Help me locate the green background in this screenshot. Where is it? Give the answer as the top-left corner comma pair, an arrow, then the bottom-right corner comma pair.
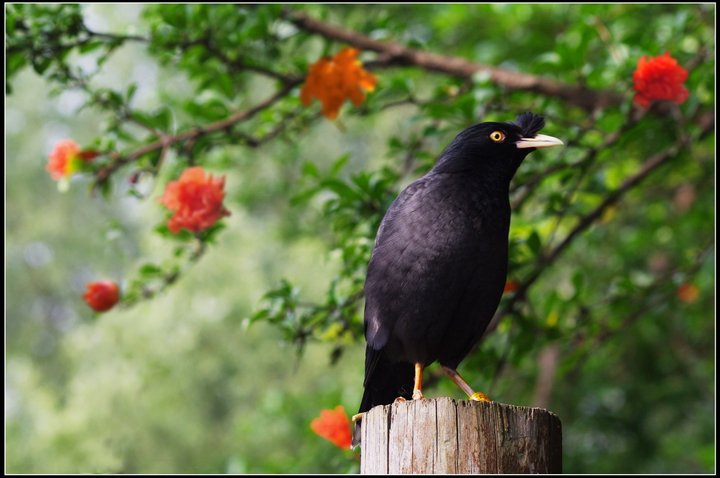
6,4 -> 715,474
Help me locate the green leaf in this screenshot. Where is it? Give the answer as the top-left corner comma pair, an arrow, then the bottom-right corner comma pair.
139,263 -> 164,277
125,83 -> 138,102
301,161 -> 320,178
527,230 -> 542,255
318,178 -> 359,200
78,39 -> 104,54
329,153 -> 351,177
290,186 -> 321,205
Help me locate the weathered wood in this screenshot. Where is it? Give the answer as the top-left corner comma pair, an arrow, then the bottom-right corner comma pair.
360,398 -> 562,474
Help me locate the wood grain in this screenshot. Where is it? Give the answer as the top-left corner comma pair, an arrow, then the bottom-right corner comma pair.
360,398 -> 561,474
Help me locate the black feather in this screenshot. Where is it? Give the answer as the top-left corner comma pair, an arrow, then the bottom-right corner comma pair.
512,112 -> 545,137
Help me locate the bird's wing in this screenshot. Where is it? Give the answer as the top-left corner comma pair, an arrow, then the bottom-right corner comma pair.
363,174 -> 483,359
363,177 -> 431,349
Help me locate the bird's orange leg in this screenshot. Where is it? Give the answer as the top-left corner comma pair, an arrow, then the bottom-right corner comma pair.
442,366 -> 491,402
413,362 -> 424,400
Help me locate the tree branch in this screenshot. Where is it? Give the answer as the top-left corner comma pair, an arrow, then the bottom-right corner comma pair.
531,344 -> 560,409
497,94 -> 712,328
566,239 -> 714,372
198,36 -> 301,86
283,9 -> 623,111
84,27 -> 149,44
482,115 -> 714,339
95,81 -> 301,186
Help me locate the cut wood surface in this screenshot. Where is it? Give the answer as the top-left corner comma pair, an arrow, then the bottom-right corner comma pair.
360,397 -> 562,474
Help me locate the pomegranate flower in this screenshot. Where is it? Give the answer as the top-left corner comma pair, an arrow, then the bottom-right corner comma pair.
300,47 -> 377,119
160,167 -> 230,234
633,52 -> 689,108
46,139 -> 98,180
83,281 -> 120,312
677,283 -> 699,304
503,280 -> 519,294
310,405 -> 352,450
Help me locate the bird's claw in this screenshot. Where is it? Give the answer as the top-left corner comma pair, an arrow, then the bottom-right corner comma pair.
412,390 -> 424,400
351,412 -> 365,423
393,396 -> 407,403
470,391 -> 491,402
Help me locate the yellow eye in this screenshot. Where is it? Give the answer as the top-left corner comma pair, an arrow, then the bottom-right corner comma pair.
489,131 -> 506,143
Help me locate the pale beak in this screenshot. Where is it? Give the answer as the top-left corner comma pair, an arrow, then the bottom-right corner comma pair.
515,134 -> 564,149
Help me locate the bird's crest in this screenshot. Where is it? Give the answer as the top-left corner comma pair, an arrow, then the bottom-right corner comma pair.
512,112 -> 545,138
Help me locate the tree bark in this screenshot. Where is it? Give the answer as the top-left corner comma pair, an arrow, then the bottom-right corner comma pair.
359,397 -> 562,474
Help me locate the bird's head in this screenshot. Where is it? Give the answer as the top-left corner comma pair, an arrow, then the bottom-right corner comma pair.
432,112 -> 563,181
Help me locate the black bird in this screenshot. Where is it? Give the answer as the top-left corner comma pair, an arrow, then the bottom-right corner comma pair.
356,113 -> 563,422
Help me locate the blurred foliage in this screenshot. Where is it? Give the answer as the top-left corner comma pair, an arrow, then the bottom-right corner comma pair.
5,3 -> 715,474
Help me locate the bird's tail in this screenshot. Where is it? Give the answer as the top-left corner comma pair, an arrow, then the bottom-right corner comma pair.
353,347 -> 413,447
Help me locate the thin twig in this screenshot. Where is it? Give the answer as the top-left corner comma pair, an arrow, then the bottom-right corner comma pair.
200,37 -> 301,86
531,119 -> 708,297
95,82 -> 301,187
84,28 -> 149,43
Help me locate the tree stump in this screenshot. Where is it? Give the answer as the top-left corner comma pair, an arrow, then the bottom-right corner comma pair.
359,397 -> 562,474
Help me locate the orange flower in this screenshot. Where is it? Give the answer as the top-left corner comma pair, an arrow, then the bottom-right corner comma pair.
633,52 -> 688,108
46,139 -> 99,180
677,283 -> 699,303
83,280 -> 120,312
160,167 -> 230,234
300,47 -> 377,119
310,405 -> 352,450
503,280 -> 519,294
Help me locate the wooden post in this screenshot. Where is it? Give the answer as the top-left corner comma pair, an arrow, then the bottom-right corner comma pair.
359,397 -> 562,474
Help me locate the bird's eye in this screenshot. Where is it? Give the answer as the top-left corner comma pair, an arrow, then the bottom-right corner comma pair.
489,131 -> 506,143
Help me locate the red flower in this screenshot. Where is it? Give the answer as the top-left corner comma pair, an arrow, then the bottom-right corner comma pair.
47,139 -> 81,180
677,283 -> 699,303
503,280 -> 519,294
83,281 -> 120,312
310,405 -> 352,450
633,52 -> 689,108
159,167 -> 230,234
46,139 -> 98,180
300,47 -> 377,119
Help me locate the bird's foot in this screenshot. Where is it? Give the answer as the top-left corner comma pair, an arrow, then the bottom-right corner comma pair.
470,391 -> 491,402
412,389 -> 424,400
351,412 -> 365,423
393,396 -> 407,403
